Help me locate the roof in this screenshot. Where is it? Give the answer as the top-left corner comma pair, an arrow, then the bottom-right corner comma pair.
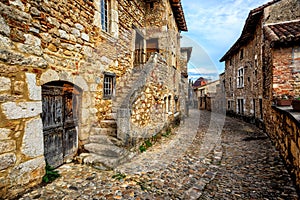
264,20 -> 300,46
169,0 -> 188,31
219,0 -> 281,62
193,77 -> 207,88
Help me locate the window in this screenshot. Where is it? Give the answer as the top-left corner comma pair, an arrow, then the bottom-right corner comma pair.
259,98 -> 263,119
229,57 -> 232,66
134,29 -> 145,65
228,100 -> 234,110
101,0 -> 109,32
146,38 -> 159,60
103,72 -> 115,99
240,49 -> 244,60
237,67 -> 244,88
237,99 -> 244,114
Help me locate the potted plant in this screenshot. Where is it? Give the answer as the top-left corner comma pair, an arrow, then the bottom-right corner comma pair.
292,97 -> 300,111
276,94 -> 293,106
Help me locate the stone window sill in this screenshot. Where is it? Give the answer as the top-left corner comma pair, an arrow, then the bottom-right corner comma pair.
99,31 -> 117,43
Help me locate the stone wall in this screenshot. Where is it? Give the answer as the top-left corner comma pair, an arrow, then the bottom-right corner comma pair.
0,0 -> 188,197
265,0 -> 300,24
224,16 -> 264,120
264,106 -> 300,191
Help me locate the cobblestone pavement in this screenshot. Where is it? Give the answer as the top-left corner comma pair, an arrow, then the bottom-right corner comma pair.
18,109 -> 299,200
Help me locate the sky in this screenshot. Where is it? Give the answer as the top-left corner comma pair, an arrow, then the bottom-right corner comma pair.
180,0 -> 271,81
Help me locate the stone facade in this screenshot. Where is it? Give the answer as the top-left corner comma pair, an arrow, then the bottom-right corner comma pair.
195,80 -> 219,111
221,0 -> 300,191
0,0 -> 190,198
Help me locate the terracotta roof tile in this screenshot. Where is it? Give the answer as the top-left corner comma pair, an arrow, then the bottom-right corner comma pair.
264,20 -> 300,45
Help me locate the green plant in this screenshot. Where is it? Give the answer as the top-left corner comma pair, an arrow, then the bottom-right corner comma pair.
162,129 -> 171,137
295,96 -> 300,100
145,140 -> 152,148
42,163 -> 60,183
112,173 -> 126,180
139,145 -> 147,153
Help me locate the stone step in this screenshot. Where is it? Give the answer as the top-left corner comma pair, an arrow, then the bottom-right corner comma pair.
84,143 -> 126,158
89,135 -> 123,147
105,112 -> 117,120
91,127 -> 117,137
89,135 -> 114,145
81,153 -> 120,170
100,120 -> 117,128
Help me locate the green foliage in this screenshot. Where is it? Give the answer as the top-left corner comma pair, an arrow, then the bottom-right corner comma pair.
139,145 -> 147,153
145,140 -> 152,148
162,129 -> 171,137
112,173 -> 126,180
42,163 -> 60,183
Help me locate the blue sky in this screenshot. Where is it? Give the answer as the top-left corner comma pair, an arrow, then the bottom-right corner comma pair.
180,0 -> 271,81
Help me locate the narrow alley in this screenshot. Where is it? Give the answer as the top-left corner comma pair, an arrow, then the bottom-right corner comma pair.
17,109 -> 299,200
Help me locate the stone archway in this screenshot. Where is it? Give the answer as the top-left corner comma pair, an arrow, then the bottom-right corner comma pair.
41,81 -> 82,168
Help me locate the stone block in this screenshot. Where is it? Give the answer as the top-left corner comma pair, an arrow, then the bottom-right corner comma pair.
0,15 -> 10,36
0,153 -> 16,170
1,101 -> 42,119
10,157 -> 45,186
71,28 -> 81,37
21,118 -> 44,157
0,35 -> 13,49
26,73 -> 41,101
93,11 -> 101,28
17,43 -> 43,56
0,128 -> 10,139
47,16 -> 60,28
0,140 -> 16,154
24,34 -> 41,46
59,29 -> 69,40
81,33 -> 89,42
82,46 -> 93,57
75,23 -> 84,30
13,81 -> 25,95
40,69 -> 59,85
0,77 -> 11,92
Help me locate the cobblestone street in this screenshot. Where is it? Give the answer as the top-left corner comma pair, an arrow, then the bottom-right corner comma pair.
18,109 -> 299,200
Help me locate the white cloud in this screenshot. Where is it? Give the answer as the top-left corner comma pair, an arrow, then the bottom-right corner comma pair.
181,0 -> 271,73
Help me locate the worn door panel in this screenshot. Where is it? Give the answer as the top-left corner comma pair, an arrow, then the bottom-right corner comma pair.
42,83 -> 80,168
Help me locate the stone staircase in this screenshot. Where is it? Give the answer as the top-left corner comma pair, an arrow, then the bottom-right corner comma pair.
81,69 -> 144,169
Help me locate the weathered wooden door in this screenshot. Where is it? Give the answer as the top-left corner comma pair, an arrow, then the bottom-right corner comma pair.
42,82 -> 81,168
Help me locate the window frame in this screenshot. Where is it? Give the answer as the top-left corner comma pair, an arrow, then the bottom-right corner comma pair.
103,72 -> 115,99
134,28 -> 145,66
237,67 -> 244,88
100,0 -> 109,32
237,98 -> 244,115
240,49 -> 244,60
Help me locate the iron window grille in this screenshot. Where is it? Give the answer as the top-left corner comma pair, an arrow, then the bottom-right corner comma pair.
103,72 -> 115,99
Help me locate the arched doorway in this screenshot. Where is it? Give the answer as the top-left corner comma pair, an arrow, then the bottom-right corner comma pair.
41,81 -> 82,168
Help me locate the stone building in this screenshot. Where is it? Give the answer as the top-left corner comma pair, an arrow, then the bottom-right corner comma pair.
196,79 -> 219,111
220,0 -> 300,191
0,0 -> 190,197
